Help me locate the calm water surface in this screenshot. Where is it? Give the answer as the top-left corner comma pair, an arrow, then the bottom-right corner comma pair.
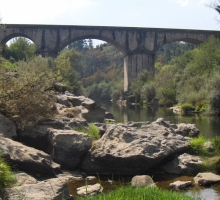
99,101 -> 220,138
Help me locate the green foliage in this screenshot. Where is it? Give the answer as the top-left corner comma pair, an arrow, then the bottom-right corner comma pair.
190,135 -> 207,155
154,65 -> 177,106
190,135 -> 220,156
181,103 -> 194,114
156,41 -> 196,65
0,55 -> 17,71
55,48 -> 83,95
110,80 -> 124,102
67,40 -> 87,51
141,82 -> 156,103
0,56 -> 56,129
77,185 -> 196,200
207,73 -> 220,115
0,151 -> 15,190
80,44 -> 123,101
129,70 -> 150,103
74,123 -> 100,140
2,37 -> 35,61
212,136 -> 220,153
194,100 -> 208,112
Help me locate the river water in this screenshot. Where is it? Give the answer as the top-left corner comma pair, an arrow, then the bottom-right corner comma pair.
99,101 -> 220,138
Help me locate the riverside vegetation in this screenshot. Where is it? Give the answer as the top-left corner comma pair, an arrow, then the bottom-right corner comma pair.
1,34 -> 220,199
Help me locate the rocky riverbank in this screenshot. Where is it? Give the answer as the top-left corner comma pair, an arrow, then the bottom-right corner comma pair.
0,92 -> 219,199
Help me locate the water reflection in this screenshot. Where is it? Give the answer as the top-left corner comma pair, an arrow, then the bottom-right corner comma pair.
98,101 -> 220,138
187,188 -> 219,200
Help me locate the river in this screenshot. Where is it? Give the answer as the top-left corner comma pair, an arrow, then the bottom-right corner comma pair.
98,101 -> 220,138
94,101 -> 220,199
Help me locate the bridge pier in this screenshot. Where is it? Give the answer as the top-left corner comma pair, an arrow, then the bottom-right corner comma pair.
124,53 -> 155,91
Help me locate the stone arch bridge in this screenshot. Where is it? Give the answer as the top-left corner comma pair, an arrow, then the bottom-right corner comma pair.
1,24 -> 220,91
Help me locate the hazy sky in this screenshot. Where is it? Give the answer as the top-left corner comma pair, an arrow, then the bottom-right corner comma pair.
0,0 -> 219,30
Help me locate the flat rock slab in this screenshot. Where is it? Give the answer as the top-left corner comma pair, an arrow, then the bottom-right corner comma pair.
14,172 -> 37,186
169,180 -> 193,190
194,172 -> 220,186
5,176 -> 72,200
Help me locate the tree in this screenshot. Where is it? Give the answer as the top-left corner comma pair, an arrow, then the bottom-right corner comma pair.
67,39 -> 87,51
210,1 -> 220,14
88,39 -> 94,49
55,49 -> 83,95
129,70 -> 151,103
2,37 -> 35,61
141,82 -> 156,103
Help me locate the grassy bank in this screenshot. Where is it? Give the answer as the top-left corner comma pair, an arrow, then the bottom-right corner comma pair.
190,135 -> 220,173
77,185 -> 196,200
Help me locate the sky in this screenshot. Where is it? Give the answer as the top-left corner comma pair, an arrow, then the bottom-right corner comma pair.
0,0 -> 219,44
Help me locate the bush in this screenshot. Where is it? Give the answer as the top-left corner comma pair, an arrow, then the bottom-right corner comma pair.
190,135 -> 207,155
0,56 -> 56,129
74,123 -> 100,140
195,100 -> 209,112
141,82 -> 156,103
208,74 -> 220,115
0,151 -> 15,190
181,103 -> 194,114
213,136 -> 220,153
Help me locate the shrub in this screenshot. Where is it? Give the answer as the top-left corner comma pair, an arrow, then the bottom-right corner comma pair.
195,100 -> 209,112
141,82 -> 156,103
74,123 -> 100,140
213,136 -> 220,153
0,151 -> 15,190
0,56 -> 56,129
181,103 -> 194,114
190,135 -> 207,155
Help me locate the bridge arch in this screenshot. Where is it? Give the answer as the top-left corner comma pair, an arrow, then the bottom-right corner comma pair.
154,37 -> 203,54
57,35 -> 127,56
1,33 -> 34,46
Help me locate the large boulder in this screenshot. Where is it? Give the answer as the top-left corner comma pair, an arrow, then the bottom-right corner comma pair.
17,117 -> 88,153
47,128 -> 92,169
163,153 -> 203,175
80,118 -> 192,175
0,137 -> 61,175
0,114 -> 17,139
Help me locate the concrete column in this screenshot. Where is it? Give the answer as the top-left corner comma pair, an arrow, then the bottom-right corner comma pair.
124,53 -> 155,92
